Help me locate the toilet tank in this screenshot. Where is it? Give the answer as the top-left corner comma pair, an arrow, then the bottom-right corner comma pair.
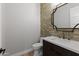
40,37 -> 46,44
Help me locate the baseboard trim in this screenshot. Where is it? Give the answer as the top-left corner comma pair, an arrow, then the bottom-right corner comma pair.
11,48 -> 33,56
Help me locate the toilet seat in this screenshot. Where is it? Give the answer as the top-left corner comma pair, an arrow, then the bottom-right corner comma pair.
32,43 -> 42,48
32,37 -> 44,56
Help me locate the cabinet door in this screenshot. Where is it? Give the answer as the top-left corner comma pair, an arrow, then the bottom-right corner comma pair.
43,40 -> 62,56
43,40 -> 79,56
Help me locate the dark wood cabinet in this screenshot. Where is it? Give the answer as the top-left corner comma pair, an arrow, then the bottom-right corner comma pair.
43,40 -> 79,56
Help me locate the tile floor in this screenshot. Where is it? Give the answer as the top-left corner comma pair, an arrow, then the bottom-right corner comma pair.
21,50 -> 34,56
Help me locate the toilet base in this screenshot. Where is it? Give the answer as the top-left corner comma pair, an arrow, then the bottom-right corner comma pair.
33,48 -> 42,56
32,43 -> 43,56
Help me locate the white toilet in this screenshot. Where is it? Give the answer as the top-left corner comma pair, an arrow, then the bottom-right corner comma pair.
32,37 -> 44,56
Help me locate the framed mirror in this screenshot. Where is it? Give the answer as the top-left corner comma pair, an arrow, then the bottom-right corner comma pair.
52,3 -> 79,29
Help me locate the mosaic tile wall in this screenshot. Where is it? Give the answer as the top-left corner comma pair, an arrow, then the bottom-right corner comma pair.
41,3 -> 56,37
40,3 -> 79,41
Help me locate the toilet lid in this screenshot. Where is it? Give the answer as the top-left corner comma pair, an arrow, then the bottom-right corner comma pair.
32,43 -> 42,47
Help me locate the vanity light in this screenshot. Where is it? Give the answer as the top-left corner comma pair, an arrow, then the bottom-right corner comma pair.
53,3 -> 60,6
51,3 -> 60,9
51,3 -> 64,9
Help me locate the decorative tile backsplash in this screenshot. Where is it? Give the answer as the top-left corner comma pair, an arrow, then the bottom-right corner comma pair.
40,3 -> 79,41
41,3 -> 55,37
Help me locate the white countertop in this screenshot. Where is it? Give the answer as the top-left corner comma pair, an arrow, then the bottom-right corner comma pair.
43,36 -> 79,54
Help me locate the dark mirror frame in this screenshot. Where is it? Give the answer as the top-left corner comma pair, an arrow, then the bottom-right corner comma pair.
51,3 -> 79,32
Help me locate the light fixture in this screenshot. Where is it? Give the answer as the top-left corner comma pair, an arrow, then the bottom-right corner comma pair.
51,3 -> 60,9
51,3 -> 66,9
53,3 -> 60,6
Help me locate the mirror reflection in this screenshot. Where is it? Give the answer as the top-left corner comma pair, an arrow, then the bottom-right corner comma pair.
53,3 -> 79,28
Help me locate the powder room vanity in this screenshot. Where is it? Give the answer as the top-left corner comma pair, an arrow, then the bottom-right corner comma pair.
43,3 -> 79,56
43,37 -> 79,56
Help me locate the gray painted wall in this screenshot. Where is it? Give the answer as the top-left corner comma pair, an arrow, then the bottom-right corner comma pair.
1,3 -> 40,55
0,4 -> 2,48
